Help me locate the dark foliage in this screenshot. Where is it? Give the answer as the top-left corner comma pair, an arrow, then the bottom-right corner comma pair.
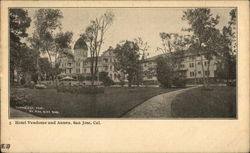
10,89 -> 33,107
99,72 -> 114,86
172,76 -> 187,88
114,41 -> 140,87
57,86 -> 104,94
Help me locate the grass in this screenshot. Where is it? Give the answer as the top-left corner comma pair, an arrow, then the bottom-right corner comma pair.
11,87 -> 179,118
171,86 -> 236,118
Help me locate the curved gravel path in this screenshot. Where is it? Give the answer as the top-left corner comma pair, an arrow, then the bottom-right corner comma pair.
123,87 -> 197,118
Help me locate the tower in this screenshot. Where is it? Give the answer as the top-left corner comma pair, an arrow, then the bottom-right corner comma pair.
73,37 -> 88,74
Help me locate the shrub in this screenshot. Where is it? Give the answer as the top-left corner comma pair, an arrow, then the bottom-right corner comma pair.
23,81 -> 35,89
99,72 -> 114,86
20,78 -> 26,85
156,57 -> 173,88
172,77 -> 186,88
10,89 -> 33,107
57,85 -> 104,94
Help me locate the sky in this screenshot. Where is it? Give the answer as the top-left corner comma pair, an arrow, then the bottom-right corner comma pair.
26,8 -> 233,57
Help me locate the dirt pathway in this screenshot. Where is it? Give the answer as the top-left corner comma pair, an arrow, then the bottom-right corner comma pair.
123,87 -> 197,118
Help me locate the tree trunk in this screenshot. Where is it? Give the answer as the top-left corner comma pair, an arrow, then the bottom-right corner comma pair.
128,80 -> 131,87
128,73 -> 133,87
200,55 -> 206,87
46,50 -> 53,66
24,72 -> 32,85
94,55 -> 99,85
90,58 -> 95,86
206,60 -> 211,86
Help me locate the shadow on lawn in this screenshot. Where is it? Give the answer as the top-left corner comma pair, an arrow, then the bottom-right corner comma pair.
10,87 -> 180,118
171,86 -> 236,118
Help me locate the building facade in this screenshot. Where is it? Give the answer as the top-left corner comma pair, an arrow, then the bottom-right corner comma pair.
58,39 -> 123,84
59,38 -> 219,85
142,51 -> 219,84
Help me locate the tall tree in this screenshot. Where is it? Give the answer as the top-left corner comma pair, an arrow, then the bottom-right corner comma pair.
38,57 -> 52,80
19,46 -> 38,83
54,31 -> 73,73
9,8 -> 31,84
157,33 -> 190,72
202,28 -> 224,83
182,8 -> 220,86
114,41 -> 140,87
215,9 -> 237,84
33,9 -> 63,64
134,37 -> 150,60
157,33 -> 191,54
81,10 -> 114,86
134,37 -> 150,86
156,33 -> 190,87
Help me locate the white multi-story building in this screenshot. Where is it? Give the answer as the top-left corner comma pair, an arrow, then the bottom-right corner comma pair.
142,50 -> 219,84
58,49 -> 75,75
59,37 -> 219,85
81,48 -> 123,84
59,37 -> 88,76
59,39 -> 123,84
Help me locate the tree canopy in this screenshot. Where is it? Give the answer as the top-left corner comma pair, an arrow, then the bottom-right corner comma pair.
9,8 -> 32,84
33,9 -> 63,64
114,41 -> 140,87
81,10 -> 115,85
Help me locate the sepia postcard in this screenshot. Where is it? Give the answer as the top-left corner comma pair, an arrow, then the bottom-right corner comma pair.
1,0 -> 249,152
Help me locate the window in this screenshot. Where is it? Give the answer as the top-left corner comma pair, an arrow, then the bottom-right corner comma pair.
189,63 -> 194,68
114,73 -> 117,79
198,71 -> 201,74
68,63 -> 71,66
104,58 -> 108,63
204,61 -> 207,66
110,73 -> 113,79
110,65 -> 113,71
197,62 -> 201,65
190,71 -> 195,77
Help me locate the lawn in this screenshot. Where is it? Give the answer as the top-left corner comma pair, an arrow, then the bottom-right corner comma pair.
171,86 -> 236,118
11,87 -> 178,118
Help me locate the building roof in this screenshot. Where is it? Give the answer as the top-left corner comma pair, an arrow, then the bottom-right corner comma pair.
143,49 -> 216,63
74,37 -> 88,50
143,54 -> 167,62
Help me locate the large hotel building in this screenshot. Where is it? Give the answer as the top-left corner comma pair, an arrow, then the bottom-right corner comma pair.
59,37 -> 219,85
